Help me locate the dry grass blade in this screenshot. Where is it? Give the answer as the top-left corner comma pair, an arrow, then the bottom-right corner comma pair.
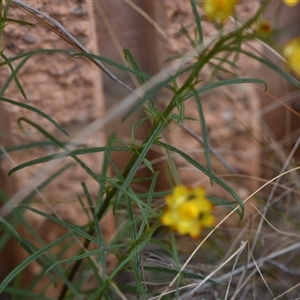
216,241 -> 300,282
272,282 -> 300,300
156,166 -> 300,298
251,203 -> 300,239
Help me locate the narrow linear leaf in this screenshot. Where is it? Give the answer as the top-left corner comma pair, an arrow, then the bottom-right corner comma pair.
0,216 -> 20,242
90,223 -> 159,300
123,64 -> 195,120
6,17 -> 34,26
0,97 -> 68,135
207,196 -> 242,217
77,193 -> 91,223
74,52 -> 152,84
114,121 -> 164,206
45,249 -> 105,275
155,141 -> 244,218
0,49 -> 72,67
212,56 -> 239,70
209,62 -> 237,77
12,118 -> 102,183
3,286 -> 51,300
19,205 -> 106,247
0,52 -> 27,100
138,171 -> 158,236
103,147 -> 126,214
193,89 -> 213,182
93,212 -> 106,278
0,233 -> 77,296
0,56 -> 30,97
81,182 -> 96,221
22,163 -> 73,205
0,141 -> 85,155
124,48 -> 156,114
3,0 -> 11,20
1,163 -> 75,286
183,77 -> 267,101
190,0 -> 203,44
178,24 -> 197,48
237,48 -> 300,88
130,260 -> 147,297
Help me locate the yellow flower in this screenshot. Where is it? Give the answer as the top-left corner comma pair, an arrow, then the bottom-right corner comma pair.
203,0 -> 239,23
283,0 -> 298,6
161,186 -> 215,238
283,37 -> 300,75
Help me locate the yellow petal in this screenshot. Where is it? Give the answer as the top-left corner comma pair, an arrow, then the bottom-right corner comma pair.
283,0 -> 299,6
203,0 -> 239,23
283,38 -> 300,75
178,202 -> 200,219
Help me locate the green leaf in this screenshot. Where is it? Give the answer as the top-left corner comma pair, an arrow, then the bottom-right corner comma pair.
123,64 -> 195,120
177,24 -> 197,48
155,141 -> 244,218
0,215 -> 21,242
11,118 -> 103,184
0,232 -> 83,299
0,52 -> 27,100
77,190 -> 92,223
92,212 -> 107,279
19,205 -> 105,247
207,196 -> 242,218
0,141 -> 84,155
0,49 -> 72,68
6,17 -> 34,27
0,56 -> 30,97
73,52 -> 152,83
138,172 -> 158,236
114,121 -> 164,207
95,135 -> 114,215
3,286 -> 51,300
89,222 -> 160,299
0,97 -> 68,136
7,146 -> 130,174
183,77 -> 267,101
237,48 -> 300,88
45,249 -> 106,275
193,89 -> 213,183
124,48 -> 156,115
20,163 -> 73,206
190,0 -> 203,44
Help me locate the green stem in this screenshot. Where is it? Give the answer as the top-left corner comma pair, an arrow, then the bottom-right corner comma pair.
58,59 -> 208,300
57,19 -> 252,298
57,230 -> 93,300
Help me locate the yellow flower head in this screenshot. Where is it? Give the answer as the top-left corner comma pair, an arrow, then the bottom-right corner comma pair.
203,0 -> 239,23
283,37 -> 300,76
161,186 -> 215,239
283,0 -> 299,6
